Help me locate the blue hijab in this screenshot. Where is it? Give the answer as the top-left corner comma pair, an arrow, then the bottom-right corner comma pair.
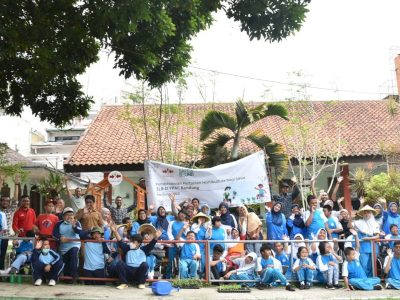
373,203 -> 383,220
219,202 -> 236,228
291,204 -> 305,228
200,204 -> 211,216
271,202 -> 284,226
388,202 -> 399,218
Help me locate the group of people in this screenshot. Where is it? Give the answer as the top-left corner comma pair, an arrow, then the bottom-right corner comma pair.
1,174 -> 400,292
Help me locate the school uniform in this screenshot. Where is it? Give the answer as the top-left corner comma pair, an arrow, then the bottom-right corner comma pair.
255,255 -> 287,286
342,251 -> 380,290
31,248 -> 64,282
326,216 -> 342,239
265,212 -> 288,240
384,255 -> 400,289
206,227 -> 226,256
385,234 -> 400,250
382,204 -> 400,235
191,223 -> 207,273
209,256 -> 226,279
316,254 -> 340,284
11,240 -> 33,270
166,220 -> 186,279
179,242 -> 200,279
229,253 -> 258,287
287,214 -> 306,239
293,257 -> 315,282
304,209 -> 328,239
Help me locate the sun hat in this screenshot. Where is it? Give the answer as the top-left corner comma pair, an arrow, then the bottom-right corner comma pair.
357,205 -> 378,217
191,212 -> 211,224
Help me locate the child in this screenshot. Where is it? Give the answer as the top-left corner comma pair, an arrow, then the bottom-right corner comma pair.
256,244 -> 295,291
283,234 -> 311,281
52,207 -> 82,283
224,252 -> 258,287
293,246 -> 316,289
32,199 -> 59,249
31,238 -> 64,286
310,228 -> 339,263
140,229 -> 164,280
287,204 -> 306,239
2,230 -> 35,274
166,209 -> 187,279
323,205 -> 342,239
384,241 -> 400,289
110,223 -> 161,289
177,223 -> 201,279
206,216 -> 227,257
274,241 -> 290,273
210,244 -> 228,280
316,241 -> 343,289
79,226 -> 110,285
342,228 -> 382,291
265,202 -> 288,240
226,228 -> 244,269
191,212 -> 212,275
385,224 -> 400,250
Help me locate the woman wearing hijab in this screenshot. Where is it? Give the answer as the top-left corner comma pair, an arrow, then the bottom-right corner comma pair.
191,212 -> 212,275
383,202 -> 400,235
373,203 -> 384,230
200,204 -> 211,216
217,202 -> 237,230
224,252 -> 258,287
131,209 -> 151,235
149,206 -> 174,241
353,205 -> 380,277
101,207 -> 112,242
266,202 -> 288,241
238,205 -> 262,254
287,204 -> 306,239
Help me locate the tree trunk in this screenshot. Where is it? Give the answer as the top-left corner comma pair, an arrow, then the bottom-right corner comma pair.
231,134 -> 240,159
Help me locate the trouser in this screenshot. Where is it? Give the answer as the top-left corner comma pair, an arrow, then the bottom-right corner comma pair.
62,247 -> 79,277
348,277 -> 380,290
116,260 -> 148,285
359,252 -> 373,277
107,264 -> 118,278
245,242 -> 261,255
166,246 -> 178,279
12,253 -> 30,270
261,268 -> 287,285
229,273 -> 257,287
146,254 -> 156,272
179,259 -> 197,279
84,268 -> 105,285
32,259 -> 64,281
321,265 -> 339,284
211,265 -> 222,280
297,267 -> 313,282
386,278 -> 400,289
0,238 -> 8,269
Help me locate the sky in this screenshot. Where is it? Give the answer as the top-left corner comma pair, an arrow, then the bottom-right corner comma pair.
78,0 -> 400,106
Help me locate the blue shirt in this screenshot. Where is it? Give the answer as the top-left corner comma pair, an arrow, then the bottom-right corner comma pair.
30,249 -> 62,267
266,212 -> 288,240
327,217 -> 339,239
305,210 -> 327,239
118,238 -> 157,268
53,220 -> 82,255
386,256 -> 400,280
181,243 -> 198,260
209,227 -> 226,251
343,258 -> 366,279
383,212 -> 400,235
275,253 -> 290,267
16,240 -> 33,254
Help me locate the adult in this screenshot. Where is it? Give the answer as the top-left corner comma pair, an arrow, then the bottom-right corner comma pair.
134,177 -> 148,210
217,202 -> 237,232
238,205 -> 262,254
311,176 -> 343,211
65,175 -> 89,213
75,195 -> 103,231
0,175 -> 20,269
287,204 -> 306,239
265,202 -> 288,240
304,195 -> 331,240
131,209 -> 150,235
103,187 -> 136,225
383,202 -> 400,236
179,198 -> 200,215
54,198 -> 65,220
272,177 -> 299,219
100,207 -> 112,242
148,204 -> 174,241
12,194 -> 37,237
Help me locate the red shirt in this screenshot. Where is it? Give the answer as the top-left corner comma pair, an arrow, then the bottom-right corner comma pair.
12,207 -> 37,237
35,214 -> 59,236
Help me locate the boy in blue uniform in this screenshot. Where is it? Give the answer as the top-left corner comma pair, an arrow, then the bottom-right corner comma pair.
166,209 -> 187,279
79,226 -> 110,285
210,244 -> 228,280
31,238 -> 64,286
342,228 -> 382,291
176,223 -> 200,279
52,207 -> 82,283
256,244 -> 295,291
304,196 -> 331,240
206,216 -> 227,256
322,205 -> 342,239
384,224 -> 400,250
110,222 -> 162,289
384,241 -> 400,289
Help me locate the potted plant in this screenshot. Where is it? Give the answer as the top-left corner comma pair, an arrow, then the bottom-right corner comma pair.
217,284 -> 251,293
171,278 -> 201,289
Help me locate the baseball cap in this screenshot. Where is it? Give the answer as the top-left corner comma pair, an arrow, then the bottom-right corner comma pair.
63,207 -> 74,215
44,199 -> 57,206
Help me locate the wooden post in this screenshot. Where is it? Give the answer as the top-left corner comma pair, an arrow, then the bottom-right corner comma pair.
341,165 -> 352,211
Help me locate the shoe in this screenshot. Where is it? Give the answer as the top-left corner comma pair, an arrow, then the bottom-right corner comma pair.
138,284 -> 145,289
34,279 -> 42,286
72,274 -> 79,282
305,283 -> 311,289
257,283 -> 266,290
116,284 -> 128,289
373,284 -> 383,290
333,284 -> 343,289
286,284 -> 295,291
147,270 -> 154,280
326,283 -> 335,290
48,279 -> 56,286
385,282 -> 393,289
349,284 -> 355,290
299,284 -> 305,290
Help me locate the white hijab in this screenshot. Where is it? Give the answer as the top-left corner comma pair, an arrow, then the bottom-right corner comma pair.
354,213 -> 380,236
235,252 -> 257,274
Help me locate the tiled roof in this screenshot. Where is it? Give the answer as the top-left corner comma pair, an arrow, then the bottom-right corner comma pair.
64,100 -> 399,169
5,149 -> 45,167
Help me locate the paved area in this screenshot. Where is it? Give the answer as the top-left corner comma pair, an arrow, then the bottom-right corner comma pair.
0,283 -> 398,300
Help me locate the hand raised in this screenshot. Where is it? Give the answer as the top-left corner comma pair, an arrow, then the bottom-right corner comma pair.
337,176 -> 343,183
349,228 -> 357,236
149,203 -> 156,210
291,176 -> 297,183
387,248 -> 394,258
35,240 -> 43,250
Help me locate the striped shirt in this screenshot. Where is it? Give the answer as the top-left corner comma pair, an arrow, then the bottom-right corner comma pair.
0,198 -> 19,236
102,194 -> 136,225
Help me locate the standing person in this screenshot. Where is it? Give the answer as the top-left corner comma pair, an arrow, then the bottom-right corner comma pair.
272,177 -> 299,219
32,199 -> 59,249
0,176 -> 20,270
12,195 -> 37,237
287,204 -> 306,239
373,201 -> 385,230
148,204 -> 174,241
383,202 -> 400,236
311,176 -> 342,211
101,207 -> 112,242
166,210 -> 187,279
304,195 -> 331,240
131,209 -> 151,235
134,177 -> 148,210
265,202 -> 288,240
103,187 -> 136,225
217,202 -> 237,232
323,205 -> 343,239
65,174 -> 91,213
54,198 -> 65,220
75,195 -> 104,230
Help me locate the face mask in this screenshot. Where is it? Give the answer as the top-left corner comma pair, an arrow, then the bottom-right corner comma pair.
42,249 -> 50,254
129,242 -> 137,250
64,221 -> 71,225
301,256 -> 308,260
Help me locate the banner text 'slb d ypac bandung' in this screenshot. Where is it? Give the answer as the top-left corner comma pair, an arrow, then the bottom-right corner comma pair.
144,151 -> 271,211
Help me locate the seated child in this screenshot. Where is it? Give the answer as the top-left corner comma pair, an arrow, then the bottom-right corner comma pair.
293,246 -> 316,289
30,238 -> 64,286
226,228 -> 244,269
255,244 -> 295,291
385,224 -> 400,250
224,252 -> 258,287
310,228 -> 339,263
342,228 -> 382,291
210,244 -> 228,280
176,224 -> 201,279
316,241 -> 343,289
140,230 -> 164,279
79,226 -> 110,285
384,241 -> 400,289
283,234 -> 311,281
3,230 -> 35,274
106,250 -> 120,278
110,222 -> 161,289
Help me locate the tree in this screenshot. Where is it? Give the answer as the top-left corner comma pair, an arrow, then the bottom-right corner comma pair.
200,99 -> 289,179
34,170 -> 66,200
0,143 -> 29,183
0,0 -> 311,126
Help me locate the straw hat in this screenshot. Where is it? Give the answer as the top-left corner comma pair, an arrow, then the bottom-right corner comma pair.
191,212 -> 211,224
357,205 -> 378,217
137,224 -> 157,237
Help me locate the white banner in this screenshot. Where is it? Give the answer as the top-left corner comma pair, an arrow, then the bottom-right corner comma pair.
145,151 -> 271,211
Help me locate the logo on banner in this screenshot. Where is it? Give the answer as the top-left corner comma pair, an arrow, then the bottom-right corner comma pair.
108,171 -> 123,185
179,169 -> 194,177
161,168 -> 174,177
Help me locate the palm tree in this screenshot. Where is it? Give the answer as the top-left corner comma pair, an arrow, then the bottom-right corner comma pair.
200,99 -> 289,179
34,170 -> 66,200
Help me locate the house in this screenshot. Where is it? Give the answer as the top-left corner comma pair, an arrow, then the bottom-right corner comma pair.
64,100 -> 400,210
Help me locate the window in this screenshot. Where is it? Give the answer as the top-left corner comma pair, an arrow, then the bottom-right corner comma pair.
55,136 -> 80,141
